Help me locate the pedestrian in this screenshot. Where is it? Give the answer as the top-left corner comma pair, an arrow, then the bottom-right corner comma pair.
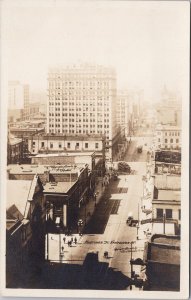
74,237 -> 77,244
61,246 -> 64,252
63,237 -> 66,243
68,240 -> 70,247
71,237 -> 73,243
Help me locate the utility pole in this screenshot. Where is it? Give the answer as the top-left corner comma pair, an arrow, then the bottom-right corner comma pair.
59,230 -> 61,262
129,241 -> 135,290
163,213 -> 166,234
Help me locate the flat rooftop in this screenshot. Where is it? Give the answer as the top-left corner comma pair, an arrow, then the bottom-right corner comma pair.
7,164 -> 86,175
148,236 -> 180,265
33,152 -> 95,158
44,181 -> 76,194
29,133 -> 104,141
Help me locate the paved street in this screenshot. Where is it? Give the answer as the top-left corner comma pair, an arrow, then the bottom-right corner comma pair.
44,132 -> 153,289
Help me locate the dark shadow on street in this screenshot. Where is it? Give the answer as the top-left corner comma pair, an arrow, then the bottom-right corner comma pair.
7,253 -> 132,290
83,179 -> 122,234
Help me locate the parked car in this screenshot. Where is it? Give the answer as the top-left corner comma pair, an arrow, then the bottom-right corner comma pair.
118,161 -> 131,173
126,213 -> 138,227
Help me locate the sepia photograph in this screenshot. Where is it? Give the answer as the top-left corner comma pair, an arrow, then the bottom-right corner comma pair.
0,0 -> 190,298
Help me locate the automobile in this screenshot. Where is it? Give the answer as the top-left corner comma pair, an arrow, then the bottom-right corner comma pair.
118,161 -> 131,173
126,213 -> 138,227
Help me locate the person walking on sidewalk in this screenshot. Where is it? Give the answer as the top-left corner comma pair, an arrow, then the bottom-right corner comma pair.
74,237 -> 77,244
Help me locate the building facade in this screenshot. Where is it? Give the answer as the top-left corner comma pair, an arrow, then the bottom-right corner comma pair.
154,150 -> 181,175
154,124 -> 181,150
28,133 -> 105,156
6,176 -> 45,287
152,174 -> 181,233
116,91 -> 130,137
47,64 -> 120,160
144,235 -> 180,291
7,136 -> 23,164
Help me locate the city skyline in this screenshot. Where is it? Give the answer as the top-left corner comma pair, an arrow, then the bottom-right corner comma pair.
2,0 -> 189,102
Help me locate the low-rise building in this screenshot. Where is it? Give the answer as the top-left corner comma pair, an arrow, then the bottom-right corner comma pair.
143,234 -> 180,291
6,176 -> 45,287
152,174 -> 181,233
154,124 -> 181,150
7,136 -> 23,164
7,163 -> 91,232
154,150 -> 181,175
28,133 -> 105,156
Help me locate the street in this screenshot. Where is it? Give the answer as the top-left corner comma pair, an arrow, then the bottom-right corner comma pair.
45,139 -> 150,289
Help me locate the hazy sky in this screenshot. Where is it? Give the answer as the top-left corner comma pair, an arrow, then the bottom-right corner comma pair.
2,0 -> 189,101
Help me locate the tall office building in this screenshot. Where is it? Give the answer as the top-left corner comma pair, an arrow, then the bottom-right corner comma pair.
47,64 -> 120,159
116,90 -> 130,137
8,81 -> 30,120
8,81 -> 24,110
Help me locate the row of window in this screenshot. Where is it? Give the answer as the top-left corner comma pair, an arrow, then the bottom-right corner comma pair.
158,138 -> 179,143
49,101 -> 110,105
48,81 -> 110,86
48,129 -> 110,137
49,114 -> 109,123
157,131 -> 180,136
156,208 -> 181,220
33,141 -> 99,149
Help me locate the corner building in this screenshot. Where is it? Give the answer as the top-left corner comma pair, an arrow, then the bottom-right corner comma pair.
47,64 -> 120,160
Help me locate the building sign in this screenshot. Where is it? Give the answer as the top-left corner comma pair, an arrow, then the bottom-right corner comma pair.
155,150 -> 181,164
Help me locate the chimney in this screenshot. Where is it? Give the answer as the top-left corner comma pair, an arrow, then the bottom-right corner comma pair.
44,170 -> 50,183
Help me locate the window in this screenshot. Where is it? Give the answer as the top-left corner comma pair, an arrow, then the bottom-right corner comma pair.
158,138 -> 160,142
165,139 -> 168,143
76,142 -> 79,149
156,208 -> 163,219
50,143 -> 53,149
41,142 -> 44,148
58,142 -> 62,148
95,142 -> 99,149
33,141 -> 35,146
85,143 -> 88,149
179,209 -> 181,220
67,142 -> 70,148
166,209 -> 172,219
176,139 -> 179,143
170,139 -> 173,143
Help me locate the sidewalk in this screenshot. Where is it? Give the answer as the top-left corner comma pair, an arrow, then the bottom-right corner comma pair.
78,177 -> 106,231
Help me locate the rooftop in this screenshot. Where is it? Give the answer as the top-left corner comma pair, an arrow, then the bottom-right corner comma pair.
33,152 -> 95,158
7,164 -> 86,175
29,133 -> 105,141
10,127 -> 44,132
43,181 -> 76,194
7,180 -> 33,217
148,235 -> 180,265
9,136 -> 22,146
